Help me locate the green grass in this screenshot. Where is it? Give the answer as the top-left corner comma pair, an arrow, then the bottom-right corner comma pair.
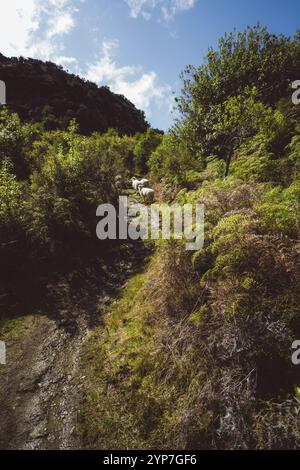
77,244 -> 211,450
0,315 -> 33,342
79,272 -> 153,449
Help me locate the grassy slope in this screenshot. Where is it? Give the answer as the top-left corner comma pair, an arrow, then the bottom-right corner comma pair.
78,245 -> 211,450
78,143 -> 300,449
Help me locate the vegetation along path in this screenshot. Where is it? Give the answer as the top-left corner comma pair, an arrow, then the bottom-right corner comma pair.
0,195 -> 151,450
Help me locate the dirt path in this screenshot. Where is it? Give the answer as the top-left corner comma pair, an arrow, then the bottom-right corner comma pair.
0,313 -> 88,449
0,194 -> 151,449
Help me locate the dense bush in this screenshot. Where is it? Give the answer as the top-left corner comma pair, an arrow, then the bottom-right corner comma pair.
78,25 -> 300,450
0,108 -> 159,313
80,173 -> 300,449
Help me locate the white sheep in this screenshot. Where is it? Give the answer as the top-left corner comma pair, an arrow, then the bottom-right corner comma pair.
131,177 -> 140,191
138,184 -> 154,203
131,177 -> 149,193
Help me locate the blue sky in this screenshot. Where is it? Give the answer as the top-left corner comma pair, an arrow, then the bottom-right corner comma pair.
0,0 -> 300,130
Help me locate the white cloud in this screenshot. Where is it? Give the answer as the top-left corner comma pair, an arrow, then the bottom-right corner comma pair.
85,39 -> 172,116
125,0 -> 196,22
55,55 -> 78,68
125,0 -> 153,19
46,11 -> 75,39
0,0 -> 82,65
0,0 -> 39,57
0,1 -> 173,124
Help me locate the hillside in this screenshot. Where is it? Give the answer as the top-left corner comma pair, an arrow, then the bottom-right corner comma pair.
78,26 -> 300,450
0,53 -> 148,135
1,25 -> 300,451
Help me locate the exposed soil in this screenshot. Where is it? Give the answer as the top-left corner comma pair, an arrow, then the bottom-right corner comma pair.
0,314 -> 87,449
0,196 -> 152,449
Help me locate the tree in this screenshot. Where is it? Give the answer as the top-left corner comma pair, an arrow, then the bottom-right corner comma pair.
174,25 -> 300,163
212,88 -> 285,176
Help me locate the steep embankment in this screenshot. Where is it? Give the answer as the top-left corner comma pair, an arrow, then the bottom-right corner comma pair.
77,174 -> 300,450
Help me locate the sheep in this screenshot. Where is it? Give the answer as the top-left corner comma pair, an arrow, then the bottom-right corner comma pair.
131,177 -> 140,191
138,184 -> 155,203
131,177 -> 149,193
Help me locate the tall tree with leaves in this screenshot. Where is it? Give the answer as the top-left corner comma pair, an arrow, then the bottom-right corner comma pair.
213,88 -> 285,176
175,25 -> 300,165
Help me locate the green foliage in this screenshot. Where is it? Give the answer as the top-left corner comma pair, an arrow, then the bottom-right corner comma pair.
213,88 -> 285,142
199,157 -> 226,181
133,128 -> 163,174
203,214 -> 252,281
192,247 -> 214,275
174,25 -> 300,171
189,305 -> 208,327
149,133 -> 201,185
212,88 -> 286,175
256,184 -> 300,235
0,109 -> 158,312
0,158 -> 22,225
231,134 -> 277,182
286,129 -> 300,179
0,108 -> 40,178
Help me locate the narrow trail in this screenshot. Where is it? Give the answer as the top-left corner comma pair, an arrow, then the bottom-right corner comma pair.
0,314 -> 88,449
0,195 -> 152,450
